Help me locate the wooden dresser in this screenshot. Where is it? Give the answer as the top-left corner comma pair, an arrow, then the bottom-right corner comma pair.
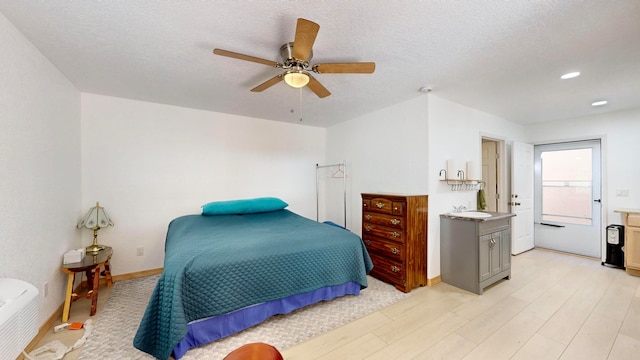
361,193 -> 428,292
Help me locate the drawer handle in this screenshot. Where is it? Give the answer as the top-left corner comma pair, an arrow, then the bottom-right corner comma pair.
365,225 -> 372,232
390,219 -> 400,225
390,247 -> 400,254
391,231 -> 400,238
365,215 -> 372,220
391,266 -> 400,273
364,240 -> 372,246
363,203 -> 368,208
376,202 -> 384,209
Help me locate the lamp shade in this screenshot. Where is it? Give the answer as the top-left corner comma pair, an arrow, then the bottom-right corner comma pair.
283,71 -> 310,88
77,202 -> 114,230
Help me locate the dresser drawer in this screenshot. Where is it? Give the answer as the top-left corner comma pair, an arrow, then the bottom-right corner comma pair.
363,223 -> 404,242
362,235 -> 404,261
363,197 -> 404,215
362,199 -> 371,212
369,253 -> 405,285
363,212 -> 403,229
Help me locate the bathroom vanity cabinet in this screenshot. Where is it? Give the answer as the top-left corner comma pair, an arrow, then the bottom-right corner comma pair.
440,212 -> 515,294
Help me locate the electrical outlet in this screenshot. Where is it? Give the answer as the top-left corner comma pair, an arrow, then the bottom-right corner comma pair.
43,282 -> 49,297
136,247 -> 144,256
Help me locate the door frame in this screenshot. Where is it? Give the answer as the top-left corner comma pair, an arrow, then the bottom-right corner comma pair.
480,134 -> 508,212
532,135 -> 608,261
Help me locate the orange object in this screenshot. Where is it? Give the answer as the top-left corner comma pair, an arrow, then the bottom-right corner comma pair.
223,343 -> 283,360
68,322 -> 84,330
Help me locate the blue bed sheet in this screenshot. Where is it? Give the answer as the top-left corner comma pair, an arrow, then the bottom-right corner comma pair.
133,209 -> 373,359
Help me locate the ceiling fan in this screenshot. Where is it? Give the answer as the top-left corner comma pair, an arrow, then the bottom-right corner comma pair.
213,18 -> 375,98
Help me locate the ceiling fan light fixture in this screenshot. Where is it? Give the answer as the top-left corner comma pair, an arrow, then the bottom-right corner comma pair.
213,19 -> 374,98
284,71 -> 310,88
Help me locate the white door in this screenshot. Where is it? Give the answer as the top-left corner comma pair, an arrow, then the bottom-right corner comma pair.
533,140 -> 602,258
511,141 -> 535,255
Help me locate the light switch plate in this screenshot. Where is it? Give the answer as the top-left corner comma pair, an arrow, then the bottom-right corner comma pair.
616,189 -> 629,197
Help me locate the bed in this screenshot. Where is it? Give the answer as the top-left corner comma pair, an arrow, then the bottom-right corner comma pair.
133,198 -> 373,359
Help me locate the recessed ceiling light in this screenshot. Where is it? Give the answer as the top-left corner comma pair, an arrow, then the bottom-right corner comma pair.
561,71 -> 580,80
592,100 -> 608,107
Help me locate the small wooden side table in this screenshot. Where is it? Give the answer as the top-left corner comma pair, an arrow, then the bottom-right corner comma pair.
61,246 -> 113,322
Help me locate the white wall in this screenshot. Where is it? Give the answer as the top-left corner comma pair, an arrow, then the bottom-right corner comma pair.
325,95 -> 429,231
0,12 -> 81,324
524,108 -> 640,229
327,94 -> 637,281
81,94 -> 326,275
326,93 -> 526,280
426,94 -> 525,278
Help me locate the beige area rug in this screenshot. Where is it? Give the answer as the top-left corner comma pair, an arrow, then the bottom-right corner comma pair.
78,274 -> 412,359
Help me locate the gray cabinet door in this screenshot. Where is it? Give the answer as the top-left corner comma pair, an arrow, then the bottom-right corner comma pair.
490,231 -> 502,277
479,233 -> 492,282
501,228 -> 512,271
480,231 -> 506,281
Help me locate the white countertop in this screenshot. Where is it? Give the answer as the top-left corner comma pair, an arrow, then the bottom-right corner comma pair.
440,211 -> 516,222
614,208 -> 640,214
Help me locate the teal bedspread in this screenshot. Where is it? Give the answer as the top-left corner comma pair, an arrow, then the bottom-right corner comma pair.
133,210 -> 373,359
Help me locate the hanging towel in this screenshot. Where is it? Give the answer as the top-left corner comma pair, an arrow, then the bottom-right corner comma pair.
477,189 -> 487,210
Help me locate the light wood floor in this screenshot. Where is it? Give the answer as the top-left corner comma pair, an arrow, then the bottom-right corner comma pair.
34,248 -> 640,359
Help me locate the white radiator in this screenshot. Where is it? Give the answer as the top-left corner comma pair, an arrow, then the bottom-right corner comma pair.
0,278 -> 39,360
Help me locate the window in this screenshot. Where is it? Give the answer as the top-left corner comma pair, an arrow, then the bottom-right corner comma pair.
540,148 -> 593,225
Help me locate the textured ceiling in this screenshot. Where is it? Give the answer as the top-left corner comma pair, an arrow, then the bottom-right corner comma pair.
1,1 -> 639,127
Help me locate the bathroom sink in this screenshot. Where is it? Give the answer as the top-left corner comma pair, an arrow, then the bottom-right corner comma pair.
448,211 -> 492,218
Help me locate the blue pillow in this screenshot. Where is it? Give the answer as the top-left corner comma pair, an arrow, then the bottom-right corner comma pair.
201,197 -> 288,216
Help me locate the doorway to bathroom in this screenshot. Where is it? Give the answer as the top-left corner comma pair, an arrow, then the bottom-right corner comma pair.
481,138 -> 500,212
483,136 -> 534,256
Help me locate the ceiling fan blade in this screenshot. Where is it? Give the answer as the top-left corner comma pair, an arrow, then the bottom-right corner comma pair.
251,75 -> 283,92
313,62 -> 376,74
307,76 -> 331,98
292,18 -> 320,61
213,49 -> 280,67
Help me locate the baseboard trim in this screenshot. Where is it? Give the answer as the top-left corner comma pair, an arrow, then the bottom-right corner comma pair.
626,267 -> 640,277
112,267 -> 163,282
20,268 -> 164,359
427,275 -> 441,286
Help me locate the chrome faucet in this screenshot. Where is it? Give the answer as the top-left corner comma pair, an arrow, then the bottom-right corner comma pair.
453,205 -> 467,213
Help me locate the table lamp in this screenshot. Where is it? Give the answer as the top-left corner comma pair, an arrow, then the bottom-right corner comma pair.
77,201 -> 114,253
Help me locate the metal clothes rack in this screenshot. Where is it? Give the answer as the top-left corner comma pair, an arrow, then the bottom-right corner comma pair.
315,162 -> 347,229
